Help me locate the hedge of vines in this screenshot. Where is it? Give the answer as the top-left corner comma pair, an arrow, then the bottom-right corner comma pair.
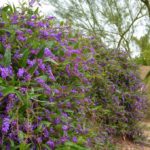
0,4 -> 147,150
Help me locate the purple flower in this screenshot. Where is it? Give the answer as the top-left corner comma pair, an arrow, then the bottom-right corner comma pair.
71,89 -> 78,93
27,20 -> 35,27
43,84 -> 51,94
40,30 -> 49,37
72,136 -> 77,143
20,87 -> 27,93
26,29 -> 33,34
37,137 -> 42,143
0,92 -> 3,97
38,59 -> 46,71
66,64 -> 71,76
36,78 -> 45,85
24,73 -> 31,81
0,66 -> 13,79
50,32 -> 62,41
44,48 -> 53,57
37,21 -> 45,27
2,117 -> 10,134
54,89 -> 59,94
16,30 -> 24,35
29,0 -> 36,7
47,16 -> 55,20
17,68 -> 25,78
27,59 -> 36,67
31,15 -> 37,19
60,136 -> 68,143
54,118 -> 60,124
43,128 -> 49,137
17,35 -> 27,42
49,98 -> 54,102
47,140 -> 55,149
62,125 -> 68,131
10,15 -> 18,24
46,66 -> 56,81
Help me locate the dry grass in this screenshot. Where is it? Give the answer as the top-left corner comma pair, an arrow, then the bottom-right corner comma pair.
139,66 -> 150,80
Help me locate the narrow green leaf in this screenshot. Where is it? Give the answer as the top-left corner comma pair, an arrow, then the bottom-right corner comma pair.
4,48 -> 11,66
19,49 -> 30,67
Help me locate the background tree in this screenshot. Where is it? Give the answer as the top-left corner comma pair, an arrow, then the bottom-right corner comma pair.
45,0 -> 148,57
133,27 -> 150,65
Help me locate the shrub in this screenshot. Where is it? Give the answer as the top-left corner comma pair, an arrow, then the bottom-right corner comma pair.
0,4 -> 147,150
89,50 -> 147,141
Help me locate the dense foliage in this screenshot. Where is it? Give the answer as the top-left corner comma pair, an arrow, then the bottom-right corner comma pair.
0,4 -> 147,150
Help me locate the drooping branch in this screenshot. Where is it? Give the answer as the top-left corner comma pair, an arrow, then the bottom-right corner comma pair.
117,7 -> 144,50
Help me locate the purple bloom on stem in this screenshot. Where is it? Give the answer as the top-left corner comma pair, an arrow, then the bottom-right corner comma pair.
66,64 -> 71,76
47,140 -> 55,149
47,66 -> 56,81
16,30 -> 24,35
27,59 -> 36,67
37,21 -> 45,27
43,84 -> 51,94
0,66 -> 13,79
27,20 -> 35,27
10,15 -> 18,24
37,137 -> 42,143
60,136 -> 68,143
47,16 -> 55,20
38,59 -> 46,71
26,29 -> 33,34
17,35 -> 27,42
2,117 -> 10,134
0,92 -> 3,97
54,89 -> 59,94
17,68 -> 25,78
40,30 -> 49,37
44,48 -> 53,57
31,15 -> 37,19
36,78 -> 45,85
43,128 -> 49,137
20,87 -> 27,93
72,136 -> 77,143
49,98 -> 54,102
62,125 -> 68,131
54,118 -> 60,124
24,73 -> 31,81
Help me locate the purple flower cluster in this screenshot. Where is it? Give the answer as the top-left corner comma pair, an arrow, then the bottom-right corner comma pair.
2,117 -> 10,134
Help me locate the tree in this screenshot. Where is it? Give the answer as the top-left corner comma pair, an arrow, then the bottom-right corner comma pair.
133,27 -> 150,65
45,0 -> 148,56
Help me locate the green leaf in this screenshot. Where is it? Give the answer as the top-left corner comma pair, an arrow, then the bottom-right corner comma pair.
4,48 -> 11,66
45,41 -> 54,48
42,144 -> 51,150
2,86 -> 15,96
19,49 -> 30,67
37,49 -> 44,58
18,131 -> 24,141
19,143 -> 31,150
44,57 -> 59,65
